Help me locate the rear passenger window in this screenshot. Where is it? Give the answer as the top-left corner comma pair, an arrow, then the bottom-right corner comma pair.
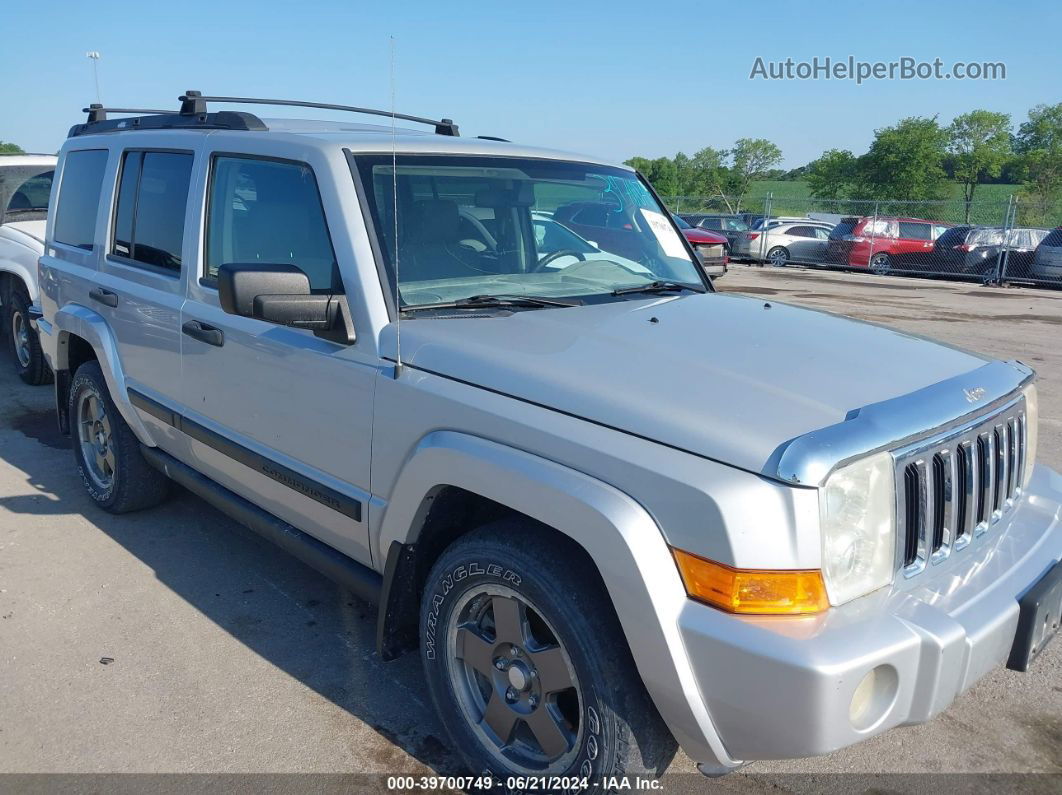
111,151 -> 193,271
54,150 -> 108,250
205,156 -> 339,291
898,222 -> 932,240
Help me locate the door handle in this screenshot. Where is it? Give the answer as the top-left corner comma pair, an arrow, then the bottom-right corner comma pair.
89,288 -> 118,308
182,320 -> 225,347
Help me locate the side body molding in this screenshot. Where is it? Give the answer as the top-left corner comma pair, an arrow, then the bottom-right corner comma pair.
51,303 -> 154,444
377,431 -> 739,770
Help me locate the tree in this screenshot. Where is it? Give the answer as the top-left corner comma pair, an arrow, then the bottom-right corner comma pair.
806,149 -> 857,199
854,117 -> 949,201
947,110 -> 1012,221
729,138 -> 782,211
0,141 -> 25,155
1014,103 -> 1062,216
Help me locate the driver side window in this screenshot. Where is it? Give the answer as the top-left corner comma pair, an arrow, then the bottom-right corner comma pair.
205,155 -> 340,291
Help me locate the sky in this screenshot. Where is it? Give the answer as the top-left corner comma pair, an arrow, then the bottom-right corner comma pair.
2,0 -> 1059,169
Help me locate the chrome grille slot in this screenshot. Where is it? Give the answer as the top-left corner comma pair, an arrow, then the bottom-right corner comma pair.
895,395 -> 1026,579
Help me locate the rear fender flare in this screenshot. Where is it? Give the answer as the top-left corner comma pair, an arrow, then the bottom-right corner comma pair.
52,303 -> 154,444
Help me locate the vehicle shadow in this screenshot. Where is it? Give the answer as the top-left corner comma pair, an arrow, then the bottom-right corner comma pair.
0,385 -> 463,777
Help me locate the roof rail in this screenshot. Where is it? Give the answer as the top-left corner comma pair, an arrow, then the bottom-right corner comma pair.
69,98 -> 267,138
177,91 -> 460,136
69,91 -> 460,138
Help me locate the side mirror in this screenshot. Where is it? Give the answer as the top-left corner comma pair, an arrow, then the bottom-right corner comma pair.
217,263 -> 354,344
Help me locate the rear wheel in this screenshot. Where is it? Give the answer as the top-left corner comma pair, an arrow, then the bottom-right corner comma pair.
869,252 -> 891,275
766,246 -> 789,267
5,286 -> 50,385
420,520 -> 675,785
69,361 -> 170,513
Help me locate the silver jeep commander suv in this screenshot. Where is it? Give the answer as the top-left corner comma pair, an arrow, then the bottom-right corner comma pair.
37,92 -> 1062,783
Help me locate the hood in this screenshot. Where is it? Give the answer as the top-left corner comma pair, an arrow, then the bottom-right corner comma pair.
0,220 -> 46,246
390,293 -> 988,477
681,228 -> 728,245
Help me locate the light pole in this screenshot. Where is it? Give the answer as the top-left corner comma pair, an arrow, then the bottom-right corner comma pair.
86,51 -> 101,104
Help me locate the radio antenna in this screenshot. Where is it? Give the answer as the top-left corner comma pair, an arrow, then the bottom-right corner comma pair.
390,35 -> 402,378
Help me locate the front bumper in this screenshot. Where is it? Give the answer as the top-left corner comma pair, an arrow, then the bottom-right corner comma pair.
678,464 -> 1062,761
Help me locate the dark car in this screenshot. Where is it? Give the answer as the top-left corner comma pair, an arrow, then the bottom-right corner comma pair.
677,213 -> 749,249
927,226 -> 1051,279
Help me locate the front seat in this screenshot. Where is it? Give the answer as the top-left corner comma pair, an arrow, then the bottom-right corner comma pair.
399,199 -> 488,282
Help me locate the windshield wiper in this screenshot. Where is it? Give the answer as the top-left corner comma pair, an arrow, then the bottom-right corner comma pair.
402,294 -> 582,312
611,281 -> 706,296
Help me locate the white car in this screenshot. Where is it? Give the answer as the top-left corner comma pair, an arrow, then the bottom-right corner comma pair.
1,154 -> 56,383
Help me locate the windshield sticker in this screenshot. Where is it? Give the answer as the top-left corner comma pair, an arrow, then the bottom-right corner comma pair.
640,208 -> 688,259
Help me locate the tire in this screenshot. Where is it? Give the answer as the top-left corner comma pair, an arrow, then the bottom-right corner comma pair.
869,253 -> 891,275
420,519 -> 676,786
69,361 -> 170,513
5,286 -> 51,385
765,246 -> 789,267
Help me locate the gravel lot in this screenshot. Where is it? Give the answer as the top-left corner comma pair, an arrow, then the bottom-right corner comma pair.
0,267 -> 1059,791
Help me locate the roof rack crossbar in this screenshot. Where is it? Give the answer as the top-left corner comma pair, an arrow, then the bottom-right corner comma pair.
83,104 -> 173,123
178,92 -> 459,136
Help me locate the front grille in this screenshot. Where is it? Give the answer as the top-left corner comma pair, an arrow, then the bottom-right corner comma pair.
696,243 -> 725,260
895,396 -> 1027,578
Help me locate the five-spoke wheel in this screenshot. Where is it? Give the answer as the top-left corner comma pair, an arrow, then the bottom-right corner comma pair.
449,586 -> 581,771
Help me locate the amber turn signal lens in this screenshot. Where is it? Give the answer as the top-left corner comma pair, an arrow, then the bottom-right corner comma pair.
672,548 -> 829,615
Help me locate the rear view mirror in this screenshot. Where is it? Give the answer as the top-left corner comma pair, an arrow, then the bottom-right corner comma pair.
217,263 -> 354,344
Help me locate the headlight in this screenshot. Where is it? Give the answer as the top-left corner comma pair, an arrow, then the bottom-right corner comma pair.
1024,383 -> 1038,489
820,451 -> 895,605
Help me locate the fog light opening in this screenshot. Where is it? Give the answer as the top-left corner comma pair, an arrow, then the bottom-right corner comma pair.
849,665 -> 898,732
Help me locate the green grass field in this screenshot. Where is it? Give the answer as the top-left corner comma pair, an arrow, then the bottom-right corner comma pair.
667,180 -> 1031,225
744,180 -> 1019,203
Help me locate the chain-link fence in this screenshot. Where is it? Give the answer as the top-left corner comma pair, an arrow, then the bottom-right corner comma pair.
665,194 -> 1062,290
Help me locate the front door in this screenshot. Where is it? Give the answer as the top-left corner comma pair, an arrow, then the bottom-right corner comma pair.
179,153 -> 376,565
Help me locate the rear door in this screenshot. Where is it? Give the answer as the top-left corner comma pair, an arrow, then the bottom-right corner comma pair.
782,225 -> 819,261
178,152 -> 376,565
895,221 -> 933,267
98,147 -> 195,454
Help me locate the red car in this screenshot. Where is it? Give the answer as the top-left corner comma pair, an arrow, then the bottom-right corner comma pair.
552,201 -> 728,277
825,216 -> 953,274
672,214 -> 729,278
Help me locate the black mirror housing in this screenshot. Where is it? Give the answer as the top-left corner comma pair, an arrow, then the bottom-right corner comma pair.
216,262 -> 355,345
217,262 -> 311,316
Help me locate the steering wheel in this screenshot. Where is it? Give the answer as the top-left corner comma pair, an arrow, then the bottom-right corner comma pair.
533,249 -> 587,272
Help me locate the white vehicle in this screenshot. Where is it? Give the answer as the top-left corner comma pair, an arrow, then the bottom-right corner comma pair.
1,154 -> 56,383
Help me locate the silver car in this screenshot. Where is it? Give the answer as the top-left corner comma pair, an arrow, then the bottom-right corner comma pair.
36,92 -> 1062,785
1031,228 -> 1062,282
733,221 -> 834,265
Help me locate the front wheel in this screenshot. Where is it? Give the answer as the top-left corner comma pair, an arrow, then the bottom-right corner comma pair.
420,520 -> 675,784
5,286 -> 50,385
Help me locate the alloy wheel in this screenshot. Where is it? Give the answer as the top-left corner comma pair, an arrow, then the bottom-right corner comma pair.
446,584 -> 582,774
77,389 -> 116,491
11,309 -> 31,368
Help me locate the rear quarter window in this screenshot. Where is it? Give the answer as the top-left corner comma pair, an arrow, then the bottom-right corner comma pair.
54,150 -> 108,250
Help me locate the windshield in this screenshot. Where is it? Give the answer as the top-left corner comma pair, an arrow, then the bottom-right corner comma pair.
2,169 -> 54,223
355,155 -> 704,309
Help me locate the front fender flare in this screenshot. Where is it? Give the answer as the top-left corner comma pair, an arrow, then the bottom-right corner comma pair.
378,430 -> 738,769
52,303 -> 154,444
0,261 -> 39,302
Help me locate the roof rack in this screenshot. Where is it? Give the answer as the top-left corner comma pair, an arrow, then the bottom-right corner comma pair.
179,92 -> 460,136
69,90 -> 460,138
